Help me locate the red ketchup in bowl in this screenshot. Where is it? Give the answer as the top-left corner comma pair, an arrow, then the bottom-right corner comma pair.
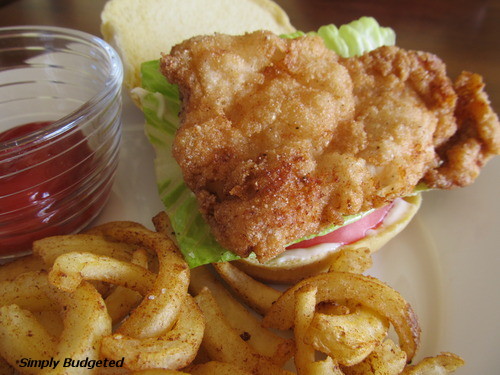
0,121 -> 112,257
0,25 -> 123,260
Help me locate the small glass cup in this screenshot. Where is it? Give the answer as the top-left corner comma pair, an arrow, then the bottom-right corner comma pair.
0,26 -> 123,260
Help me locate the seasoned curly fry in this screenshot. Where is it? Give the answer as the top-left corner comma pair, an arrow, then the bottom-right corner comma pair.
105,224 -> 190,338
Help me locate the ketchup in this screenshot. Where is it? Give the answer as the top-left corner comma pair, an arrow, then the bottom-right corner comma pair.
0,121 -> 111,257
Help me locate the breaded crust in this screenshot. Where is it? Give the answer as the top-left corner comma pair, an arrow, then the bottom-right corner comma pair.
161,31 -> 500,262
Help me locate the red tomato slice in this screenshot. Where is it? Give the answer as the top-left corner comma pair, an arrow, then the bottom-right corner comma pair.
286,203 -> 394,249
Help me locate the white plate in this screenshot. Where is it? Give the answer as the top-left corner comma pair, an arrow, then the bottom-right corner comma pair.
98,94 -> 500,374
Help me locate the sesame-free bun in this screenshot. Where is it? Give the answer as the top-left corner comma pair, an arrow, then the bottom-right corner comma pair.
234,194 -> 422,284
100,0 -> 295,91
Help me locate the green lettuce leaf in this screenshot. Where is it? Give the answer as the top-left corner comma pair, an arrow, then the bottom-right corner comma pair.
281,16 -> 395,57
134,61 -> 240,267
139,17 -> 398,268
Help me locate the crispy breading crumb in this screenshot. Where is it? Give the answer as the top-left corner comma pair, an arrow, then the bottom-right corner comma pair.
161,31 -> 500,262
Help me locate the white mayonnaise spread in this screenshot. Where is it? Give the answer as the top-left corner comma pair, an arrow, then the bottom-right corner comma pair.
272,242 -> 343,265
271,198 -> 412,265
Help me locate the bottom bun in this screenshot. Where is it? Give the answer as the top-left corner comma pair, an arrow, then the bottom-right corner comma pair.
234,194 -> 422,284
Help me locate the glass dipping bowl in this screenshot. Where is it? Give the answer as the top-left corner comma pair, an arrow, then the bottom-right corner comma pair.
0,26 -> 123,260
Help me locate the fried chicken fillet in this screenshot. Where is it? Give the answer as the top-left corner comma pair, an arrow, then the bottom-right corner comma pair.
161,31 -> 500,262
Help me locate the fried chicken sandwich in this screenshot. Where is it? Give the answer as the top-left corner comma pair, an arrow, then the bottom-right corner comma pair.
102,1 -> 500,282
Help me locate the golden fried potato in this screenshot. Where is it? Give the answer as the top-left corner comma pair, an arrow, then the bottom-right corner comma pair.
48,281 -> 112,374
188,361 -> 254,375
48,251 -> 155,293
328,247 -> 373,274
0,304 -> 57,374
0,255 -> 47,282
0,271 -> 57,311
305,305 -> 389,366
104,223 -> 190,338
33,234 -> 136,265
212,261 -> 282,315
101,295 -> 204,371
190,265 -> 294,366
401,352 -> 465,374
263,272 -> 420,362
194,288 -> 294,375
342,339 -> 407,375
105,249 -> 150,324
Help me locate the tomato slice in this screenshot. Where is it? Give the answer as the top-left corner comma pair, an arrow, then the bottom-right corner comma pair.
286,203 -> 394,249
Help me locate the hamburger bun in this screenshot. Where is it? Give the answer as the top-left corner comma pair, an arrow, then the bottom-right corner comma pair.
234,194 -> 422,283
100,0 -> 295,91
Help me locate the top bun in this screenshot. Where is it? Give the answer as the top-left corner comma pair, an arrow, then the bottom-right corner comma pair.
100,0 -> 295,90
